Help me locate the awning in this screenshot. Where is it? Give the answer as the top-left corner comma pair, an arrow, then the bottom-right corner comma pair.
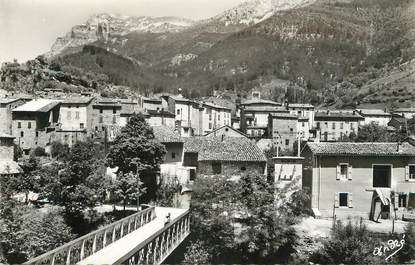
375,188 -> 391,205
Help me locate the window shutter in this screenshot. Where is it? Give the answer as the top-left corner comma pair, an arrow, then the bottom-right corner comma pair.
348,193 -> 353,208
336,165 -> 340,180
348,165 -> 353,180
405,166 -> 410,181
334,193 -> 339,208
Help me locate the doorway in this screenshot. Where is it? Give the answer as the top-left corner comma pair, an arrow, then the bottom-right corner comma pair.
373,165 -> 391,188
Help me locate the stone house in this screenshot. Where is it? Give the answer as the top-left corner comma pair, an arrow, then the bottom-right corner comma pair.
268,113 -> 299,153
314,110 -> 364,141
12,99 -> 61,155
146,109 -> 175,128
287,103 -> 315,128
91,100 -> 122,140
183,136 -> 267,177
0,133 -> 22,177
201,102 -> 232,135
357,109 -> 392,127
302,142 -> 415,220
0,98 -> 25,134
388,114 -> 407,132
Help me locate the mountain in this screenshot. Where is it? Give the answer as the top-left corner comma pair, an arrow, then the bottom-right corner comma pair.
46,13 -> 195,58
41,0 -> 415,108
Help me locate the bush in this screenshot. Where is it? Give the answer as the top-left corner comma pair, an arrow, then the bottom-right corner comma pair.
32,147 -> 47,157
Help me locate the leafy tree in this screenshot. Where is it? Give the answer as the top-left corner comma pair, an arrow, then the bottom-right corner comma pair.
111,171 -> 146,211
183,241 -> 212,264
154,176 -> 180,207
106,113 -> 166,201
32,147 -> 47,157
50,141 -> 70,161
350,123 -> 390,142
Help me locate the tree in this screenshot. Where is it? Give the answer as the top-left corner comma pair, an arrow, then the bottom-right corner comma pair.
32,147 -> 47,157
351,123 -> 390,142
111,171 -> 146,211
106,113 -> 166,201
183,241 -> 211,264
50,141 -> 70,161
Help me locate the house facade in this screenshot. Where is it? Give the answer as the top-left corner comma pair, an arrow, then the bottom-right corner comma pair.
12,99 -> 61,154
357,109 -> 391,127
166,95 -> 203,137
394,108 -> 415,119
0,133 -> 22,177
302,142 -> 415,220
287,103 -> 315,128
91,101 -> 122,140
314,110 -> 363,141
0,98 -> 25,135
268,113 -> 299,152
201,102 -> 232,135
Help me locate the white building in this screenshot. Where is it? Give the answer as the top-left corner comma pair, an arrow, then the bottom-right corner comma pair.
357,109 -> 392,127
201,102 -> 232,134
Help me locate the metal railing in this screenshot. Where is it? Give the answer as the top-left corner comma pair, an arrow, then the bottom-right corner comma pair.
24,206 -> 156,265
121,209 -> 191,265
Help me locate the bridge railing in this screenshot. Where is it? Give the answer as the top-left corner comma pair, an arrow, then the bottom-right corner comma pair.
120,209 -> 191,265
24,206 -> 156,265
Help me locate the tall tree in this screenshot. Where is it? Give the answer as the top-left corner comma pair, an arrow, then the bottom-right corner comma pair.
111,171 -> 146,211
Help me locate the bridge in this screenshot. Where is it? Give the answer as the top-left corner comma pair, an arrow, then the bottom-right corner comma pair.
24,206 -> 191,265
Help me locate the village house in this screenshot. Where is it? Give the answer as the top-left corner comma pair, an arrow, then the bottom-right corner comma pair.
0,133 -> 22,178
145,109 -> 175,128
201,102 -> 232,135
91,99 -> 122,141
205,125 -> 249,138
314,110 -> 364,141
239,99 -> 285,138
153,126 -> 194,185
394,107 -> 415,119
56,97 -> 94,146
287,103 -> 315,128
140,96 -> 163,112
164,95 -> 203,137
12,99 -> 61,155
0,98 -> 26,134
183,136 -> 267,177
357,109 -> 392,127
302,142 -> 415,220
268,113 -> 299,153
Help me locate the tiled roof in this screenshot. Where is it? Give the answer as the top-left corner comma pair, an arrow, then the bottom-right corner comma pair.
0,160 -> 22,175
395,108 -> 415,113
152,126 -> 183,143
62,97 -> 94,104
0,98 -> 21,105
241,99 -> 281,106
288,103 -> 314,109
244,106 -> 287,112
357,109 -> 391,116
184,136 -> 266,162
13,99 -> 61,113
0,133 -> 14,139
203,102 -> 231,111
205,125 -> 249,138
306,142 -> 415,156
315,110 -> 363,120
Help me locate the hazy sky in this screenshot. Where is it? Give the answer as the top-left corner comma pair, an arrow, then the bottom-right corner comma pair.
0,0 -> 244,63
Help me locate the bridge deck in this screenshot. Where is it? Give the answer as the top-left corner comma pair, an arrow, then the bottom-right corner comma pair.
78,207 -> 188,265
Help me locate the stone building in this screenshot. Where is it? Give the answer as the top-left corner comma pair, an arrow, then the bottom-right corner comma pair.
302,142 -> 415,220
201,102 -> 232,135
183,136 -> 266,177
12,99 -> 61,155
91,100 -> 122,139
0,133 -> 22,177
268,113 -> 299,153
314,110 -> 364,141
146,110 -> 175,128
0,98 -> 25,134
357,109 -> 391,127
287,103 -> 315,128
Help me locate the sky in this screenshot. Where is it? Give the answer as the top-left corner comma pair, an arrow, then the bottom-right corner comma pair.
0,0 -> 245,63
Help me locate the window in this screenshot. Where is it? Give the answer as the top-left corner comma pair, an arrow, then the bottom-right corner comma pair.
67,111 -> 71,119
302,122 -> 305,127
290,128 -> 294,135
340,164 -> 348,178
100,109 -> 103,114
332,123 -> 336,129
99,117 -> 103,123
177,109 -> 180,115
35,131 -> 38,137
172,152 -> 176,159
209,114 -> 212,121
212,162 -> 222,174
351,123 -> 354,129
316,122 -> 320,129
340,122 -> 344,129
218,114 -> 220,121
80,123 -> 84,129
75,111 -> 80,119
285,139 -> 289,146
20,131 -> 24,137
113,109 -> 117,114
112,116 -> 116,124
95,126 -> 98,131
409,165 -> 415,179
339,193 -> 349,207
18,122 -> 21,128
398,193 -> 408,208
241,167 -> 246,171
373,165 -> 391,188
209,123 -> 212,129
28,122 -> 31,129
